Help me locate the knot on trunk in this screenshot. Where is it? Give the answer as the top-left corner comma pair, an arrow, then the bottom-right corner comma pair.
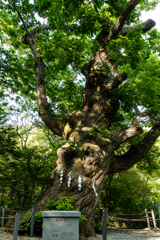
84,146 -> 95,156
57,146 -> 74,166
22,34 -> 28,44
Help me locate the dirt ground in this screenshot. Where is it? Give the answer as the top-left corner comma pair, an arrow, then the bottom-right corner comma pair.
0,228 -> 159,240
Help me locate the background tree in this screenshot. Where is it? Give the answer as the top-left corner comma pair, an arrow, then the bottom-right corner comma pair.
1,0 -> 160,238
101,167 -> 160,215
0,115 -> 63,210
99,135 -> 160,227
99,167 -> 160,230
0,126 -> 20,207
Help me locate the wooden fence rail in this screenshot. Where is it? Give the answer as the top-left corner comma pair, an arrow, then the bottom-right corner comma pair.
0,204 -> 35,240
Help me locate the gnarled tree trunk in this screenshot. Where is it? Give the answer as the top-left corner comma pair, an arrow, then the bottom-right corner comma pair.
12,0 -> 160,238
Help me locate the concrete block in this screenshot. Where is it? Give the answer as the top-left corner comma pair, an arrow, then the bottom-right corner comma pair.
41,211 -> 81,240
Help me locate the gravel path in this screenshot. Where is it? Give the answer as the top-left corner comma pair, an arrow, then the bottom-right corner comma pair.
0,230 -> 41,240
0,229 -> 160,240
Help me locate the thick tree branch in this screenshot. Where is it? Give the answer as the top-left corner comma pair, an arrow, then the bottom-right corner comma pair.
23,36 -> 69,137
86,1 -> 141,77
96,0 -> 140,46
85,6 -> 155,79
107,0 -> 139,41
11,0 -> 31,36
13,2 -> 70,138
121,19 -> 156,36
112,124 -> 143,149
109,123 -> 160,173
22,24 -> 73,43
105,72 -> 128,91
30,25 -> 51,38
91,0 -> 99,14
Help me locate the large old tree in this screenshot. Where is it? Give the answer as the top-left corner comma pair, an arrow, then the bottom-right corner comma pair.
1,0 -> 160,237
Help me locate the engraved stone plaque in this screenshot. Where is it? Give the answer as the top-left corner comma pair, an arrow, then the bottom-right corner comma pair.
41,211 -> 81,240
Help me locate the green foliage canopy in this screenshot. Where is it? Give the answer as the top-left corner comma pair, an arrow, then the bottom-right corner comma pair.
0,0 -> 160,119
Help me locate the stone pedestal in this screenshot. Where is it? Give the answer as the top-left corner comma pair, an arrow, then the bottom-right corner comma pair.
41,211 -> 81,240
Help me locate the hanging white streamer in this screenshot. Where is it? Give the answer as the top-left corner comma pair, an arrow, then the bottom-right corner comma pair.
78,175 -> 82,191
60,169 -> 63,184
92,182 -> 98,197
67,171 -> 72,187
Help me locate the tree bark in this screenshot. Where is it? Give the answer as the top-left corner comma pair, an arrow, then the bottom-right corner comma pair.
13,0 -> 159,237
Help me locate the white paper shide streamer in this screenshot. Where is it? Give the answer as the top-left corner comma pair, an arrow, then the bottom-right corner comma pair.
78,175 -> 82,190
67,171 -> 72,187
92,183 -> 98,197
60,169 -> 63,183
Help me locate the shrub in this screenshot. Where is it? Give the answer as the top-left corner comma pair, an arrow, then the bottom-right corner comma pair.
44,199 -> 58,210
95,219 -> 102,234
19,197 -> 86,236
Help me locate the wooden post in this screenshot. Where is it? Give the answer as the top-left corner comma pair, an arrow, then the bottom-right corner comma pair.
145,209 -> 150,230
102,211 -> 107,240
13,212 -> 20,240
99,208 -> 103,222
151,210 -> 157,232
30,204 -> 35,237
1,208 -> 5,228
158,206 -> 160,228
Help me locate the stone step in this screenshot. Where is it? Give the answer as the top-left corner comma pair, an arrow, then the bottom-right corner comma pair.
113,233 -> 142,239
106,232 -> 160,240
150,233 -> 160,237
113,233 -> 130,238
112,238 -> 141,240
131,233 -> 146,237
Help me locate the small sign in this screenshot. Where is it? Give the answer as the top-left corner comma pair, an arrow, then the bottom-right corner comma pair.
41,211 -> 81,240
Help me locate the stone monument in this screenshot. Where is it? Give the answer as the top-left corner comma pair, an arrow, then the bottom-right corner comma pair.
41,211 -> 81,240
